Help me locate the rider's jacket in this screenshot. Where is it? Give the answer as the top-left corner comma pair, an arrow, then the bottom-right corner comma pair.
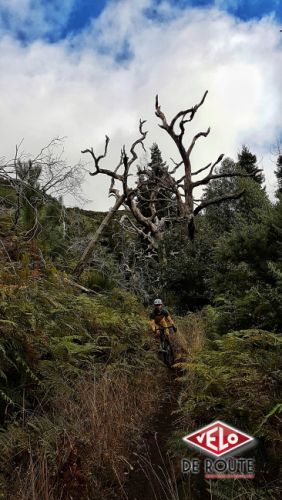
149,307 -> 174,333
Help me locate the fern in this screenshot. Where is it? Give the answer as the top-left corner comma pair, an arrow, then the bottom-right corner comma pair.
0,370 -> 7,383
255,403 -> 282,434
0,389 -> 15,406
14,353 -> 42,385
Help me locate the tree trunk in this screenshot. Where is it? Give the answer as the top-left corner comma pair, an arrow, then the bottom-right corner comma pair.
72,195 -> 125,279
157,236 -> 167,267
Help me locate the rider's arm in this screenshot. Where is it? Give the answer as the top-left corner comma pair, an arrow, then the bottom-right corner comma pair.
149,312 -> 156,333
162,308 -> 173,326
166,314 -> 174,326
164,309 -> 177,332
149,319 -> 156,332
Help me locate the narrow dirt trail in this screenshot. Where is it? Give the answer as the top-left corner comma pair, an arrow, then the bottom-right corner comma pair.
123,369 -> 181,500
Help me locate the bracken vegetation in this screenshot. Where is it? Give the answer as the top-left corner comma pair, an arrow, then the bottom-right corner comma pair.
0,113 -> 281,499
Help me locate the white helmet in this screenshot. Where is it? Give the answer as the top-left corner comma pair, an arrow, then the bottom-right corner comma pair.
154,298 -> 162,305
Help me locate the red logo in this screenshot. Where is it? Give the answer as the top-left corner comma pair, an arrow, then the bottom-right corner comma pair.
183,420 -> 254,457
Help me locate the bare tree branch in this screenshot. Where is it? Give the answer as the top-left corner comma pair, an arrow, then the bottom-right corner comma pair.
192,154 -> 224,187
169,90 -> 208,132
128,119 -> 147,167
187,127 -> 210,157
75,90 -> 263,257
169,157 -> 183,175
193,167 -> 264,188
194,190 -> 245,215
82,136 -> 123,181
1,138 -> 85,237
192,162 -> 212,176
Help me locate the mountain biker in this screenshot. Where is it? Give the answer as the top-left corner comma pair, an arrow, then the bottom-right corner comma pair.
149,299 -> 177,337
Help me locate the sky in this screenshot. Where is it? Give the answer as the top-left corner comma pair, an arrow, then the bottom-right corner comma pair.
0,0 -> 281,210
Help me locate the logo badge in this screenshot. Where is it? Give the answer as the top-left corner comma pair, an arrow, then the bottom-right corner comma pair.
183,420 -> 254,457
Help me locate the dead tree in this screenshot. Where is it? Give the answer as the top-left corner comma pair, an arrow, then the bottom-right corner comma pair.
0,138 -> 84,239
72,194 -> 126,278
73,91 -> 262,278
154,90 -> 263,239
73,121 -> 171,277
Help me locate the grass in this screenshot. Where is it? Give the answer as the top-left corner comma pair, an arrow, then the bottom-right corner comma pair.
0,251 -> 161,499
2,368 -> 160,500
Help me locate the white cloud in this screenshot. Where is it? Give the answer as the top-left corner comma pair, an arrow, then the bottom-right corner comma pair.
0,0 -> 75,38
0,0 -> 281,209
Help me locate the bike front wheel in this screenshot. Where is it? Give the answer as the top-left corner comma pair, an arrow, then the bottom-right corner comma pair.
164,341 -> 174,367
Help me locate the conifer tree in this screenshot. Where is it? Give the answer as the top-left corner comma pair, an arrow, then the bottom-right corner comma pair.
202,156 -> 270,235
274,153 -> 282,196
149,143 -> 166,177
137,143 -> 176,219
237,145 -> 264,185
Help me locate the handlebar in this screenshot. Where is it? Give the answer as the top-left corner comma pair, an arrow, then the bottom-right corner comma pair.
155,325 -> 174,332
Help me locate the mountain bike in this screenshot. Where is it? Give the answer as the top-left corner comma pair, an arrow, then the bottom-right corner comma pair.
155,325 -> 175,368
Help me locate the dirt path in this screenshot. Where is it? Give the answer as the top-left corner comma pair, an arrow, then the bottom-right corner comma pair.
123,369 -> 181,500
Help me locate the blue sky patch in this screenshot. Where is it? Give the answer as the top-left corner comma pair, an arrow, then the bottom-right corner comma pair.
61,0 -> 108,38
148,0 -> 282,22
0,0 -> 281,44
220,0 -> 282,22
114,39 -> 134,64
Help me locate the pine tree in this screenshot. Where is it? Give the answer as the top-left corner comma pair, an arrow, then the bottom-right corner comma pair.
137,143 -> 176,219
237,145 -> 264,185
202,158 -> 241,233
274,153 -> 282,196
148,143 -> 167,179
202,157 -> 270,235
